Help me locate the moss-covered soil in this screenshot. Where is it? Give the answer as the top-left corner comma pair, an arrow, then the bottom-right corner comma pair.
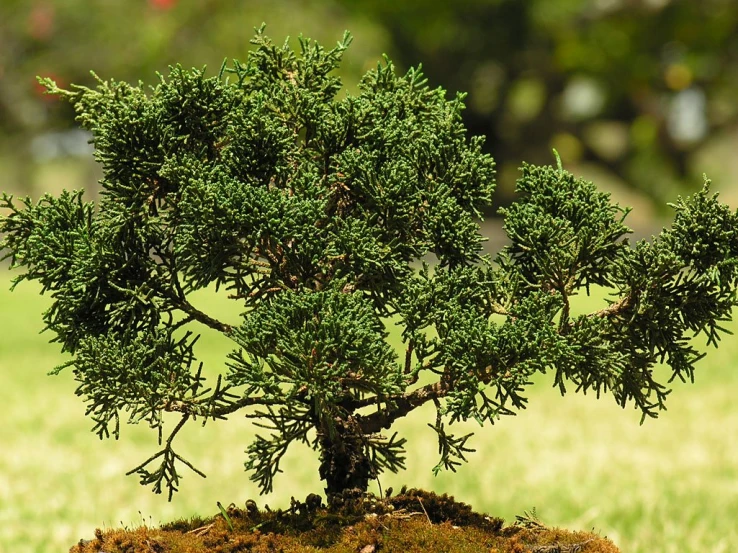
70,488 -> 620,553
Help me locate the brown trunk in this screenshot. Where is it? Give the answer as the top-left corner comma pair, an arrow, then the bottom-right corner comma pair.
318,415 -> 375,497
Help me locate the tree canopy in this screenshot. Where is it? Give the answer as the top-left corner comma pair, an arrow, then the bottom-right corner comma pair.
2,28 -> 738,500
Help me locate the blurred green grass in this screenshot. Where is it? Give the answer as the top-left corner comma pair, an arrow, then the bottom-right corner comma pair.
1,277 -> 737,553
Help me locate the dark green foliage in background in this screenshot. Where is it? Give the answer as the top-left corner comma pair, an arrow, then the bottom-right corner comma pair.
2,29 -> 738,501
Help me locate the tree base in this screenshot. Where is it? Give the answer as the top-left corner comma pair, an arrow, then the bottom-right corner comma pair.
71,488 -> 620,553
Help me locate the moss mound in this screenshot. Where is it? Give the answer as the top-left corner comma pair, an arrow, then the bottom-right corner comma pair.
71,488 -> 620,553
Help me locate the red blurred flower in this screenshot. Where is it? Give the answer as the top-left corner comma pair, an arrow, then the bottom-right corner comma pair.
27,3 -> 55,41
149,0 -> 178,10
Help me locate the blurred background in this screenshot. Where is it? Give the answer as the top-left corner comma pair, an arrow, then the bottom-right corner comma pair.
4,0 -> 738,220
2,1 -> 738,553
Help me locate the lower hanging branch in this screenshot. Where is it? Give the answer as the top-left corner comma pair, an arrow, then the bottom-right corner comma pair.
125,414 -> 205,500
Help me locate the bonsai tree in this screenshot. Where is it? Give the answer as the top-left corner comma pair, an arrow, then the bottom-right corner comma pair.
2,27 -> 738,504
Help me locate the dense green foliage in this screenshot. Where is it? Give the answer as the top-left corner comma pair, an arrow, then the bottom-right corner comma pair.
2,29 -> 738,501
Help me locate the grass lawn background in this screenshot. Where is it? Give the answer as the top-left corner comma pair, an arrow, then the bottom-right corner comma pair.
1,273 -> 737,553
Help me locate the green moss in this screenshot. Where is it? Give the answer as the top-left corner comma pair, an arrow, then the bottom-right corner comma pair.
71,489 -> 619,553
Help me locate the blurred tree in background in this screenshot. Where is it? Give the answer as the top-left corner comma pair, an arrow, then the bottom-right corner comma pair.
338,0 -> 738,206
3,0 -> 738,210
0,0 -> 386,195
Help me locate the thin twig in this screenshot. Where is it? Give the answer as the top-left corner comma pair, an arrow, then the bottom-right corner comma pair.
531,538 -> 595,553
186,522 -> 215,536
404,341 -> 414,375
418,498 -> 432,526
594,292 -> 635,319
174,297 -> 232,334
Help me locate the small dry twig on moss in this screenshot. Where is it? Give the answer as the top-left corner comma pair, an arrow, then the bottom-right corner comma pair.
186,522 -> 215,537
531,538 -> 596,553
418,498 -> 432,526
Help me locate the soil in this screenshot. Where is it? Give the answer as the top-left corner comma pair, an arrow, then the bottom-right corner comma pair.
70,487 -> 620,553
